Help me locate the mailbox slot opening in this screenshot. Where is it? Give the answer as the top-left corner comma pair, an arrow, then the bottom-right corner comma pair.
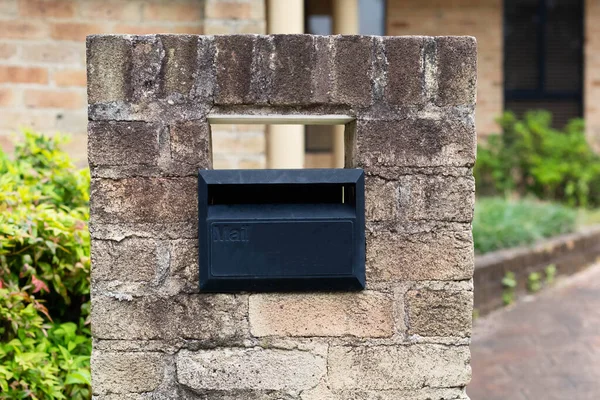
208,183 -> 356,205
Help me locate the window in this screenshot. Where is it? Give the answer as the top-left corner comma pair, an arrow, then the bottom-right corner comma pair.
504,0 -> 583,127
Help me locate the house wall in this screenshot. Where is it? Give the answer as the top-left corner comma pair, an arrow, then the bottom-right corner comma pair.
387,0 -> 503,137
0,0 -> 266,167
585,0 -> 600,150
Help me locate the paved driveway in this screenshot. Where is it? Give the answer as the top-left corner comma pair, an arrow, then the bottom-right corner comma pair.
468,263 -> 600,400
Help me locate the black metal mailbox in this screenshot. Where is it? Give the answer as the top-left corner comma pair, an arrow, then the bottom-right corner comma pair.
198,169 -> 365,292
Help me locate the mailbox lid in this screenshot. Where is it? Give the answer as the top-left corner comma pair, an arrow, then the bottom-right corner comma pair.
198,169 -> 365,292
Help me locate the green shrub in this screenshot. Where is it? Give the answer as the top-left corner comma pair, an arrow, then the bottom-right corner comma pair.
475,111 -> 600,207
0,131 -> 91,399
473,197 -> 577,254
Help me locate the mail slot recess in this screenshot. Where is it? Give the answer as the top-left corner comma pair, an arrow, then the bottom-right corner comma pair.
198,169 -> 365,292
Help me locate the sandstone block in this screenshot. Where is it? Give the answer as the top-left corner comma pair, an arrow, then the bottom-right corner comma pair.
301,386 -> 468,400
92,294 -> 247,342
398,175 -> 475,223
178,388 -> 298,400
332,35 -> 374,107
87,35 -> 131,103
406,289 -> 473,337
130,35 -> 163,101
270,34 -> 325,105
168,239 -> 199,293
384,36 -> 425,106
435,36 -> 477,106
160,35 -> 198,96
354,117 -> 476,170
249,291 -> 393,337
366,231 -> 474,281
91,352 -> 165,394
170,120 -> 212,169
91,238 -> 158,282
90,177 -> 197,224
214,35 -> 253,104
328,344 -> 471,390
176,348 -> 325,391
193,36 -> 217,100
365,176 -> 399,222
88,121 -> 162,167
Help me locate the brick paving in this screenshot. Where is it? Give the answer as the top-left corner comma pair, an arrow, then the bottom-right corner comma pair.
468,263 -> 600,400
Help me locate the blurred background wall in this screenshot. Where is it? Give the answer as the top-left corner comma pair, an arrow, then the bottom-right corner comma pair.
0,0 -> 595,166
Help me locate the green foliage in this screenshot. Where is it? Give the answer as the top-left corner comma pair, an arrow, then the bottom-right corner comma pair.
527,272 -> 542,293
545,264 -> 557,285
0,131 -> 91,399
473,197 -> 577,254
501,271 -> 517,305
475,111 -> 600,207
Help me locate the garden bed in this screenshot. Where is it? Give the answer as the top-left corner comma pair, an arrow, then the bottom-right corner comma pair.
474,225 -> 600,315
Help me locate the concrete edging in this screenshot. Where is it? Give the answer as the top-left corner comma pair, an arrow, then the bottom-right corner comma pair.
474,225 -> 600,315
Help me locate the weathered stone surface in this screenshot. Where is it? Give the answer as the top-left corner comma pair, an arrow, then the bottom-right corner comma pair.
406,290 -> 473,337
90,177 -> 197,224
89,220 -> 198,241
91,238 -> 158,282
169,120 -> 212,169
436,36 -> 477,106
88,121 -> 162,167
365,176 -> 399,222
131,35 -> 163,102
328,345 -> 471,390
301,385 -> 469,400
332,35 -> 373,107
178,389 -> 299,400
214,35 -> 254,104
161,35 -> 198,96
168,239 -> 199,293
355,117 -> 476,170
176,348 -> 326,391
87,35 -> 131,104
249,291 -> 393,338
367,231 -> 474,281
270,34 -> 318,105
193,36 -> 217,100
91,352 -> 165,394
384,36 -> 425,106
398,175 -> 475,223
92,294 -> 247,342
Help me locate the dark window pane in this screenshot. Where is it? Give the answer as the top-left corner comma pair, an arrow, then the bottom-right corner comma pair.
545,0 -> 583,92
504,0 -> 540,91
504,0 -> 583,126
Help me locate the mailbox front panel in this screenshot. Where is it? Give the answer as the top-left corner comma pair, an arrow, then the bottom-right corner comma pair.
198,169 -> 365,292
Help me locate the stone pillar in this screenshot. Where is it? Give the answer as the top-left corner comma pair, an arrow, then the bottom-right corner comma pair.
88,34 -> 477,399
267,0 -> 305,168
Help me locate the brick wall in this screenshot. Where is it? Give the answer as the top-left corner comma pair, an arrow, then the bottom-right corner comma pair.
87,33 -> 477,399
0,0 -> 265,166
387,0 -> 502,137
585,0 -> 600,150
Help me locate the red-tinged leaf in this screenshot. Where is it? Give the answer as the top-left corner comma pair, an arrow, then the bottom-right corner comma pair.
34,300 -> 53,322
31,275 -> 49,294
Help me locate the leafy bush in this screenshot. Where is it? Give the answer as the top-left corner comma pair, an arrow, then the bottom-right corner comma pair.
473,197 -> 577,254
475,111 -> 600,207
0,131 -> 91,399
